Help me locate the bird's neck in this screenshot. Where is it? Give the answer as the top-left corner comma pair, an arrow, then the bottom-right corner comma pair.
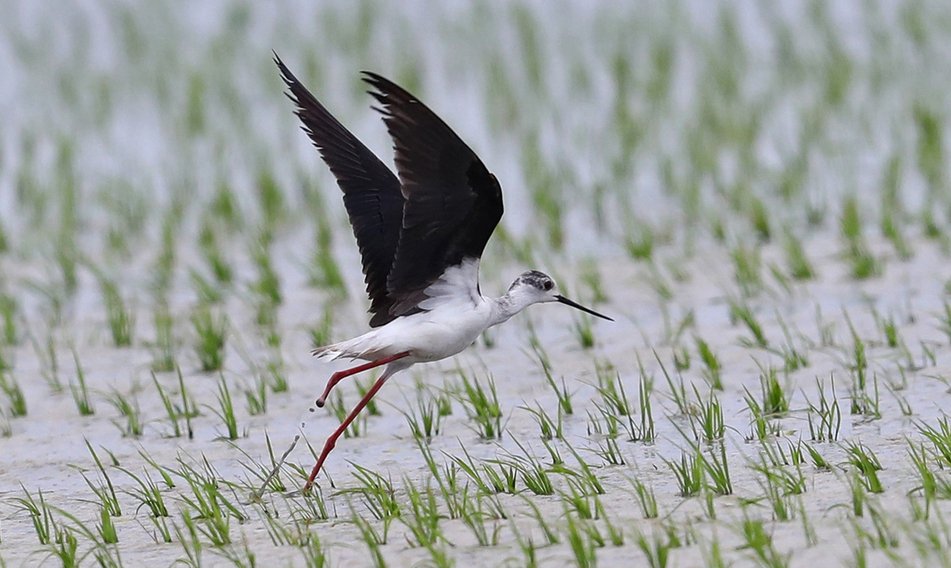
489,293 -> 525,327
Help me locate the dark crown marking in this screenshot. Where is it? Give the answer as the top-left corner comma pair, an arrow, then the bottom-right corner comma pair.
510,270 -> 554,291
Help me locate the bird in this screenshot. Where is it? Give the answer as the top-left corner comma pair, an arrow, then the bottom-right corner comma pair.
274,54 -> 613,491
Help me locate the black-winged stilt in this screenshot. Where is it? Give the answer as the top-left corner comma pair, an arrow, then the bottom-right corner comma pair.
274,55 -> 612,490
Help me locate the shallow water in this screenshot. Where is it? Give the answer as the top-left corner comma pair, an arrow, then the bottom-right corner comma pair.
3,1 -> 951,566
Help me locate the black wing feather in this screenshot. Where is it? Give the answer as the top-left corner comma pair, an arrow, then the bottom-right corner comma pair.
275,55 -> 405,327
362,72 -> 504,317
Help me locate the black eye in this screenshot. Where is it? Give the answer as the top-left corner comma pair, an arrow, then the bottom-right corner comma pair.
543,280 -> 553,291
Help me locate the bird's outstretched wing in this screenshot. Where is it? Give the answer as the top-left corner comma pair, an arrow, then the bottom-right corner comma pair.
362,72 -> 504,317
276,55 -> 405,327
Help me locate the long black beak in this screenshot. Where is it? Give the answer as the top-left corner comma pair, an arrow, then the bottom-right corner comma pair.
555,295 -> 614,321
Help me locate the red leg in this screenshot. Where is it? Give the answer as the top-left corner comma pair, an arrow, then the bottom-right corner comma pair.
304,370 -> 392,491
315,351 -> 410,407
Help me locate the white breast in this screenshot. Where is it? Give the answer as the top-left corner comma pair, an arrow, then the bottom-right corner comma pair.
416,258 -> 483,311
335,259 -> 495,363
375,259 -> 493,361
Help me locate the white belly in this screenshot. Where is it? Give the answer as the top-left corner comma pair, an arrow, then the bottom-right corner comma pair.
329,259 -> 499,364
375,300 -> 494,362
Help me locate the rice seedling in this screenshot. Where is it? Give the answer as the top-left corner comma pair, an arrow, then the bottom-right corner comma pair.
83,441 -> 122,517
497,438 -> 554,496
701,442 -> 733,496
0,293 -> 17,345
49,526 -> 79,567
586,403 -> 620,439
564,511 -> 598,568
0,371 -> 26,417
354,376 -> 381,416
662,306 -> 695,345
298,531 -> 330,567
840,195 -> 880,279
634,361 -> 656,443
690,386 -> 724,443
70,349 -> 94,416
592,434 -> 625,466
403,392 -> 444,440
308,306 -> 335,349
850,502 -> 900,551
628,477 -> 658,519
743,389 -> 780,441
666,448 -> 704,497
97,506 -> 118,544
179,463 -> 247,547
533,345 -> 573,415
907,442 -> 943,517
262,358 -> 288,393
419,542 -> 453,568
106,388 -> 143,437
1,345 -> 14,373
454,369 -> 503,440
209,374 -> 240,440
173,510 -> 203,567
695,336 -> 723,390
414,439 -> 467,519
731,242 -> 762,296
757,365 -> 789,416
99,277 -> 135,347
31,334 -> 61,392
351,513 -> 388,568
645,261 -> 673,301
806,375 -> 841,442
460,496 -> 503,546
917,416 -> 951,468
750,450 -> 804,521
672,343 -> 690,371
343,464 -> 401,523
251,231 -> 283,307
309,221 -> 348,297
521,402 -> 563,441
881,209 -> 911,262
938,301 -> 951,344
845,442 -> 884,494
122,466 -> 171,522
152,199 -> 182,297
328,390 -> 367,439
236,434 -> 289,495
150,304 -> 176,372
573,313 -> 596,349
700,535 -> 727,568
872,309 -> 902,349
198,217 -> 234,285
579,259 -> 608,303
0,409 -> 10,437
657,351 -> 690,416
244,371 -> 268,416
13,486 -> 56,544
447,445 -> 517,496
191,307 -> 227,372
400,478 -> 444,548
635,525 -> 680,568
152,372 -> 181,438
190,269 -> 223,304
737,516 -> 789,568
771,313 -> 809,371
730,299 -> 769,348
914,103 -> 946,196
783,230 -> 815,280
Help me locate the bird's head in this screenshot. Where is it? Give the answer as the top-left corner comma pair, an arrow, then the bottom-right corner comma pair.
506,270 -> 613,321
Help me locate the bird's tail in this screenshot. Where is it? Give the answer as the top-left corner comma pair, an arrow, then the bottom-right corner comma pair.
311,342 -> 345,361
